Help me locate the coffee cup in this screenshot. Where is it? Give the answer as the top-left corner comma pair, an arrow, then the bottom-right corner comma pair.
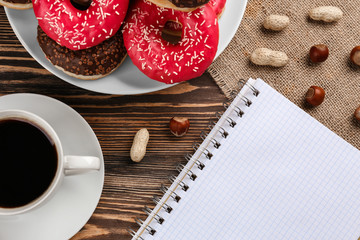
0,109 -> 101,216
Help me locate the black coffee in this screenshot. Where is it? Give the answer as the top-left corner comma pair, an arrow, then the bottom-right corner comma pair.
0,119 -> 57,208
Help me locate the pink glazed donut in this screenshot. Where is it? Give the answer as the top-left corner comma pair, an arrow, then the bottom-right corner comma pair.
209,0 -> 226,17
33,0 -> 129,50
122,0 -> 219,84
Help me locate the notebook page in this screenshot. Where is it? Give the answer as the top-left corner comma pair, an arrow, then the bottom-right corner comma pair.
139,78 -> 360,240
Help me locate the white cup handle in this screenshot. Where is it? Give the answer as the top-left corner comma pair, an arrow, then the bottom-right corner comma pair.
64,155 -> 101,175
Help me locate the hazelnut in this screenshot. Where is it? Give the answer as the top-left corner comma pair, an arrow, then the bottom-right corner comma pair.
169,117 -> 190,137
309,44 -> 329,63
305,86 -> 325,106
355,106 -> 360,122
350,46 -> 360,66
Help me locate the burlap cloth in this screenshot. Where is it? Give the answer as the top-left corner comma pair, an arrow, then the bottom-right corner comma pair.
208,0 -> 360,149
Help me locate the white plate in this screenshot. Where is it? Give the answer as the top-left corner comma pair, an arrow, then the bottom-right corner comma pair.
5,0 -> 247,95
0,93 -> 104,240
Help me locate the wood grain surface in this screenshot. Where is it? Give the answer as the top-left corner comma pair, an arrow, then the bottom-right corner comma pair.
0,7 -> 227,240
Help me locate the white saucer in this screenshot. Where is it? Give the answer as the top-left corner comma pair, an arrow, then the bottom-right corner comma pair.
0,94 -> 104,240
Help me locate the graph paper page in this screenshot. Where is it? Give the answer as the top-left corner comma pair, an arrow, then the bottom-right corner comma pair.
145,79 -> 360,240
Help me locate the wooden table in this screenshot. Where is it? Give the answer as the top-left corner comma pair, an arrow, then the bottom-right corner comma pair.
0,7 -> 226,240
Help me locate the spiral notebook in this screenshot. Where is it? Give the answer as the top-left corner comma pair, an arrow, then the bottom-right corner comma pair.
130,78 -> 360,240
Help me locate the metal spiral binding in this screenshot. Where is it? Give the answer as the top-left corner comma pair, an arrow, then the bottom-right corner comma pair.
135,218 -> 156,235
160,184 -> 181,202
127,228 -> 145,240
223,101 -> 244,117
200,131 -> 220,149
229,90 -> 238,100
238,79 -> 260,96
152,196 -> 173,213
238,93 -> 252,106
169,175 -> 189,191
192,142 -> 213,159
237,79 -> 260,105
185,153 -> 205,170
215,112 -> 236,128
208,121 -> 228,138
143,206 -> 164,224
228,89 -> 250,105
129,80 -> 260,239
176,163 -> 197,181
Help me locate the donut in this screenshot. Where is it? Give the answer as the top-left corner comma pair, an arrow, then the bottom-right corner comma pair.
33,0 -> 129,50
123,0 -> 219,84
37,25 -> 127,80
209,0 -> 226,18
0,0 -> 32,10
162,0 -> 226,36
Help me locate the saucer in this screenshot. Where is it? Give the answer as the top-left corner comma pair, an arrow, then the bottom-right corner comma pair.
0,94 -> 104,240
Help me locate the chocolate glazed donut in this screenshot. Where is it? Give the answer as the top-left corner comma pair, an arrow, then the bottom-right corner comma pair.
169,0 -> 209,8
37,26 -> 127,80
